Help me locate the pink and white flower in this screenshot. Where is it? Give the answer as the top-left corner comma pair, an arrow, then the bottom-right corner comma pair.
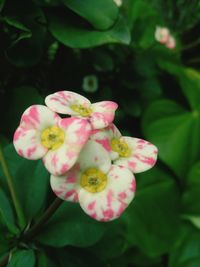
50,141 -> 136,222
90,124 -> 158,173
45,91 -> 118,130
165,36 -> 176,49
155,26 -> 176,50
13,105 -> 91,175
155,26 -> 170,44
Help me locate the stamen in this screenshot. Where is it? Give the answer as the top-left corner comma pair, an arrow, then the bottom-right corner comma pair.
80,168 -> 107,193
41,126 -> 65,150
70,104 -> 92,117
111,138 -> 131,157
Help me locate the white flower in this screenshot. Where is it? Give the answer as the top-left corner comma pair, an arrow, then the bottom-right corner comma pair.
113,0 -> 122,6
50,141 -> 136,222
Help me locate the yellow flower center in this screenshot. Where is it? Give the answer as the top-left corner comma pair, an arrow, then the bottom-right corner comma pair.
70,104 -> 92,117
111,138 -> 131,157
41,126 -> 65,150
80,168 -> 107,193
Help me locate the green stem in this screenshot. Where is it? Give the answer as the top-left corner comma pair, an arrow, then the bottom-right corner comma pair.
23,197 -> 63,241
0,145 -> 26,229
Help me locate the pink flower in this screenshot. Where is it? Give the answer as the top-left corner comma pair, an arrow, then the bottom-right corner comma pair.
45,91 -> 118,130
50,141 -> 136,222
155,26 -> 170,44
13,105 -> 91,175
90,124 -> 158,173
165,36 -> 176,49
155,26 -> 176,50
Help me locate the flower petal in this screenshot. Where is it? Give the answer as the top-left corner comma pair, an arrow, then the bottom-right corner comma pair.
78,140 -> 111,173
13,127 -> 47,159
114,137 -> 158,173
78,165 -> 135,221
90,101 -> 118,129
106,165 -> 136,204
43,118 -> 91,175
45,91 -> 91,115
90,124 -> 121,160
50,164 -> 81,202
19,105 -> 60,131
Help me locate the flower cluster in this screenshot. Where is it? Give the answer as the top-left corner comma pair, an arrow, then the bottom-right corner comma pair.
13,91 -> 158,222
155,26 -> 176,49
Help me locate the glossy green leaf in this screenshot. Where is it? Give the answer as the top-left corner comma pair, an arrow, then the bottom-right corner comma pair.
182,162 -> 200,216
158,62 -> 200,110
47,11 -> 130,48
4,0 -> 46,66
63,0 -> 118,30
0,189 -> 19,234
55,247 -> 105,267
2,16 -> 32,44
0,144 -> 49,220
142,99 -> 200,177
37,251 -> 56,267
89,220 -> 127,260
15,161 -> 50,219
169,223 -> 200,267
37,202 -> 106,247
124,167 -> 180,257
8,249 -> 35,267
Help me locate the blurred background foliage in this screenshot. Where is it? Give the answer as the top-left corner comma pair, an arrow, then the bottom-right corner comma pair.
0,0 -> 200,266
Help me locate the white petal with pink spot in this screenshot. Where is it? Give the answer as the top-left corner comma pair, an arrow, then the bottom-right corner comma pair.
45,91 -> 91,115
114,137 -> 158,173
50,141 -> 136,222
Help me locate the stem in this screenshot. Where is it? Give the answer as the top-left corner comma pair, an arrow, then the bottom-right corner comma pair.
0,145 -> 26,229
23,197 -> 63,241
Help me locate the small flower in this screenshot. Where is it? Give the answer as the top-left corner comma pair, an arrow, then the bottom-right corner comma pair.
82,75 -> 98,93
155,26 -> 170,44
45,91 -> 118,130
50,141 -> 136,222
165,36 -> 176,49
155,26 -> 176,50
90,124 -> 158,173
13,105 -> 91,175
113,0 -> 122,7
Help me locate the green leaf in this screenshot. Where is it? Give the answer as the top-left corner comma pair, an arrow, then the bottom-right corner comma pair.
15,161 -> 50,220
169,223 -> 200,267
47,11 -> 130,48
142,99 -> 200,177
2,16 -> 32,45
0,189 -> 19,234
178,68 -> 200,110
158,62 -> 200,110
8,249 -> 35,267
63,0 -> 118,30
124,167 -> 180,257
182,162 -> 200,216
37,251 -> 56,267
0,144 -> 49,220
37,202 -> 106,247
89,220 -> 127,260
182,215 -> 200,230
4,0 -> 46,66
55,247 -> 105,267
